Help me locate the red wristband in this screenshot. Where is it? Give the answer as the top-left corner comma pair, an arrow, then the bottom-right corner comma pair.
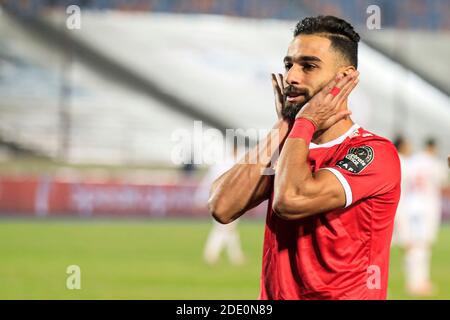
287,118 -> 316,144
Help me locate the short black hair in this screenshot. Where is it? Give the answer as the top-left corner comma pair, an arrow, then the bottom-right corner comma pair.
294,15 -> 360,68
393,135 -> 406,151
425,137 -> 437,148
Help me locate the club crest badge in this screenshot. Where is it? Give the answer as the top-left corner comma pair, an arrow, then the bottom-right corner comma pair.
336,146 -> 374,173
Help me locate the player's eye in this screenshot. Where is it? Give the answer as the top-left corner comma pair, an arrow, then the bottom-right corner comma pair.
284,63 -> 293,71
302,63 -> 317,72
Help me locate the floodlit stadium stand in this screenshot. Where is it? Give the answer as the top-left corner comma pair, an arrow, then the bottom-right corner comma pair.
0,1 -> 449,165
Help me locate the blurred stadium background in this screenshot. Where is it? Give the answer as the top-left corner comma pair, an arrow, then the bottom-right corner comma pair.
0,0 -> 449,299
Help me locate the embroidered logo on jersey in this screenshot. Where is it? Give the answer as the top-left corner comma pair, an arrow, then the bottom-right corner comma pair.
349,129 -> 360,139
336,146 -> 374,173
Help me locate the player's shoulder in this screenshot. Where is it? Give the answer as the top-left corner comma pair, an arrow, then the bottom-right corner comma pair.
347,126 -> 397,153
339,126 -> 400,172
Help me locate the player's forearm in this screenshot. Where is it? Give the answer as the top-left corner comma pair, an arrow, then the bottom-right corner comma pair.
273,118 -> 348,219
273,137 -> 315,218
208,120 -> 290,224
273,117 -> 324,218
208,163 -> 270,224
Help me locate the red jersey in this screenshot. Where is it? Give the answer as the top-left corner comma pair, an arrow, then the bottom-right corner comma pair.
259,124 -> 401,300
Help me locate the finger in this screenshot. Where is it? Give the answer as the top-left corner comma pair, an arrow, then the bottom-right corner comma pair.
278,73 -> 284,90
271,74 -> 285,109
322,72 -> 346,94
326,72 -> 358,108
271,73 -> 277,88
325,110 -> 353,127
277,74 -> 286,104
333,75 -> 358,102
322,76 -> 354,107
340,110 -> 352,117
333,77 -> 359,106
331,70 -> 358,92
326,70 -> 359,97
271,74 -> 282,97
276,73 -> 284,93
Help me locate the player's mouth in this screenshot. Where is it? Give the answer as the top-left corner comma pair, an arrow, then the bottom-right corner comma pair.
285,92 -> 306,103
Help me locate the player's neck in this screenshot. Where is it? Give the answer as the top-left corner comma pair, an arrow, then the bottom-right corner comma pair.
311,117 -> 354,145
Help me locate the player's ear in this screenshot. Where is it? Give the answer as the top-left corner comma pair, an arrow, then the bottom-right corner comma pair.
339,66 -> 356,77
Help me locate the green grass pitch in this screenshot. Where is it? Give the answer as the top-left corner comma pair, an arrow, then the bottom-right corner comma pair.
0,219 -> 449,299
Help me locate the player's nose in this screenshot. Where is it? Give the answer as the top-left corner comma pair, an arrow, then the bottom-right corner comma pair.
285,66 -> 304,87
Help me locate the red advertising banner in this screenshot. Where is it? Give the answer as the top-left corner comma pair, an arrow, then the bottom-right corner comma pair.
0,176 -> 267,218
0,175 -> 448,220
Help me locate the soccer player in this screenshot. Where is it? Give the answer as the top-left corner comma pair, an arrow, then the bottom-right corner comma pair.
208,16 -> 401,300
392,136 -> 413,247
398,138 -> 448,296
194,144 -> 246,266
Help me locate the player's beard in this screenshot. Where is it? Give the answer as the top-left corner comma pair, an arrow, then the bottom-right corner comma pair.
281,86 -> 312,122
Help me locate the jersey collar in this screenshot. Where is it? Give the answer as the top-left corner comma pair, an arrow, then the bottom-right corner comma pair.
309,123 -> 360,149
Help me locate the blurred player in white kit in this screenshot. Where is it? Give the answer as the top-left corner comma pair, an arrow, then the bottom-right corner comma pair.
395,137 -> 448,296
392,136 -> 413,247
194,143 -> 245,266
